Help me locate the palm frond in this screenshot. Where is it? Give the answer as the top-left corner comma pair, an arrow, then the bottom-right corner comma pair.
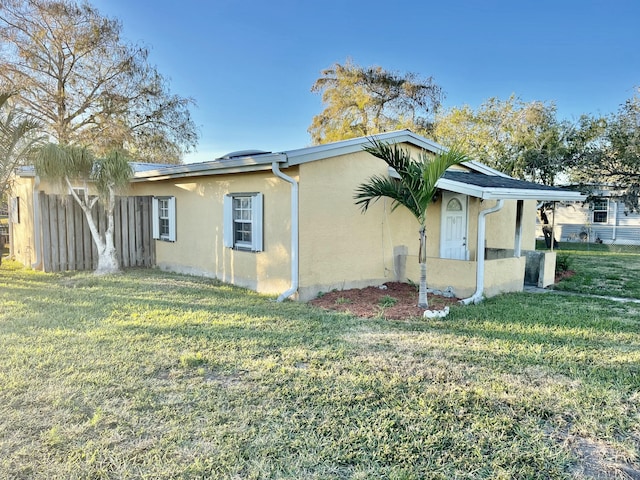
93,150 -> 133,196
354,174 -> 421,218
416,149 -> 470,212
358,139 -> 470,223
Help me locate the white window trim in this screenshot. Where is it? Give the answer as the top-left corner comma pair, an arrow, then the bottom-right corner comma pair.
224,193 -> 263,252
69,186 -> 88,201
592,198 -> 609,224
152,196 -> 176,242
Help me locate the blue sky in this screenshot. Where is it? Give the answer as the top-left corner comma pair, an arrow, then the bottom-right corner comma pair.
92,0 -> 639,163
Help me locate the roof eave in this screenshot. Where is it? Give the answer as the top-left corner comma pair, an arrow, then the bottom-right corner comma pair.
436,178 -> 587,201
285,130 -> 447,166
16,166 -> 36,177
132,153 -> 286,181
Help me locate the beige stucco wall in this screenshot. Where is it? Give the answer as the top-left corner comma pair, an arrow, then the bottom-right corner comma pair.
9,175 -> 37,266
9,147 -> 540,302
539,251 -> 557,288
485,199 -> 538,251
296,150 -> 447,300
295,151 -> 535,300
129,169 -> 294,296
298,152 -> 400,295
484,257 -> 527,297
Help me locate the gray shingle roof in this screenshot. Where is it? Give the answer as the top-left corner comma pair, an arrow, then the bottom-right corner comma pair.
438,171 -> 585,201
442,171 -> 571,192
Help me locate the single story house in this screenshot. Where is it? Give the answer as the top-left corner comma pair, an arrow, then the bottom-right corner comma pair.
10,130 -> 585,302
538,185 -> 640,245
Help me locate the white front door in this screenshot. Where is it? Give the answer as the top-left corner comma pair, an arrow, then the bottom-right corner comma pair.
440,192 -> 468,260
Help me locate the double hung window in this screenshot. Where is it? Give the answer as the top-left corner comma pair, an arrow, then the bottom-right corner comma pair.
224,193 -> 263,251
152,196 -> 176,242
592,198 -> 608,223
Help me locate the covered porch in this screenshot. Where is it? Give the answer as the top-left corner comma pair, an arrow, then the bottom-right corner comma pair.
418,171 -> 585,303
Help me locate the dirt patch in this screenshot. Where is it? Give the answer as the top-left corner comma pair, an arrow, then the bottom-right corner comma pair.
555,269 -> 576,283
309,282 -> 460,320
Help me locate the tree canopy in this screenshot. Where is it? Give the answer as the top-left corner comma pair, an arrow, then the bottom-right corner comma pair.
0,0 -> 198,163
434,96 -> 583,186
309,60 -> 443,145
570,89 -> 640,211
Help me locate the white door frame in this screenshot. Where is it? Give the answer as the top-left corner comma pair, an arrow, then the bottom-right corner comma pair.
439,191 -> 469,260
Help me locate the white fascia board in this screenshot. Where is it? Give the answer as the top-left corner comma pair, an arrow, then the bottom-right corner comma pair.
435,178 -> 486,197
478,188 -> 587,201
133,153 -> 285,181
461,161 -> 511,177
285,130 -> 446,166
436,178 -> 587,201
16,165 -> 36,177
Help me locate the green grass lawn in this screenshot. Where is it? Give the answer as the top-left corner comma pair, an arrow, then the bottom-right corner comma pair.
539,241 -> 640,299
0,261 -> 638,479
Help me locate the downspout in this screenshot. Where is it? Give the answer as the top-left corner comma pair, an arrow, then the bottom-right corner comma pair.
31,175 -> 42,270
271,159 -> 299,302
460,199 -> 504,305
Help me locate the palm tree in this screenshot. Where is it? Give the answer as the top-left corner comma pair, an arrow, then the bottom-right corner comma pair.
35,143 -> 133,274
355,139 -> 469,308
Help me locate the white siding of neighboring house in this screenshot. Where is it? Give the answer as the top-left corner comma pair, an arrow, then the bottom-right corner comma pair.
537,199 -> 640,245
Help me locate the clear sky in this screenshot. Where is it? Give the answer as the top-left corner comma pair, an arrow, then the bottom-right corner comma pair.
91,0 -> 639,163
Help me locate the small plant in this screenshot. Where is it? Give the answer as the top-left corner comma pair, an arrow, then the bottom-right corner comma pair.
406,279 -> 419,291
335,296 -> 351,305
556,252 -> 574,274
179,351 -> 206,368
378,295 -> 398,307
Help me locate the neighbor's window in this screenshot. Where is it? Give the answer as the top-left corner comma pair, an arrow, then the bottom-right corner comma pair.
152,196 -> 176,241
10,197 -> 20,224
592,198 -> 608,223
224,193 -> 263,251
69,186 -> 88,200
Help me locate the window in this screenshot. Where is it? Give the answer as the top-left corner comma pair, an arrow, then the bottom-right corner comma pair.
152,196 -> 176,241
446,198 -> 463,212
10,197 -> 19,224
69,186 -> 88,200
592,198 -> 608,223
224,193 -> 263,251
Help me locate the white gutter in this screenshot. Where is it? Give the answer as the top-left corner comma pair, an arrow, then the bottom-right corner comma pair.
31,175 -> 42,269
436,178 -> 586,201
271,160 -> 299,302
460,199 -> 504,305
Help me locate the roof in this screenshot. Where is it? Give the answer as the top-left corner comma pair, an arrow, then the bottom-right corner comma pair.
13,131 -> 586,203
132,130 -> 499,182
17,162 -> 175,177
129,162 -> 176,172
438,171 -> 586,201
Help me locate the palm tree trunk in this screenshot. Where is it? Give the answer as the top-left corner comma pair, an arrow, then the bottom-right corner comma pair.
97,185 -> 120,274
73,185 -> 119,275
418,226 -> 428,308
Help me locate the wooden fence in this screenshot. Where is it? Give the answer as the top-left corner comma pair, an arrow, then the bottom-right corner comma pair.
39,194 -> 155,272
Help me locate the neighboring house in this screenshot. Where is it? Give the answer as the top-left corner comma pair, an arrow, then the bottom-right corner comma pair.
10,130 -> 584,302
538,186 -> 640,245
0,205 -> 7,248
1,198 -> 18,249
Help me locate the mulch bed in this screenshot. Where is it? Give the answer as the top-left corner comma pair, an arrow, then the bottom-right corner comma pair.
309,282 -> 460,320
